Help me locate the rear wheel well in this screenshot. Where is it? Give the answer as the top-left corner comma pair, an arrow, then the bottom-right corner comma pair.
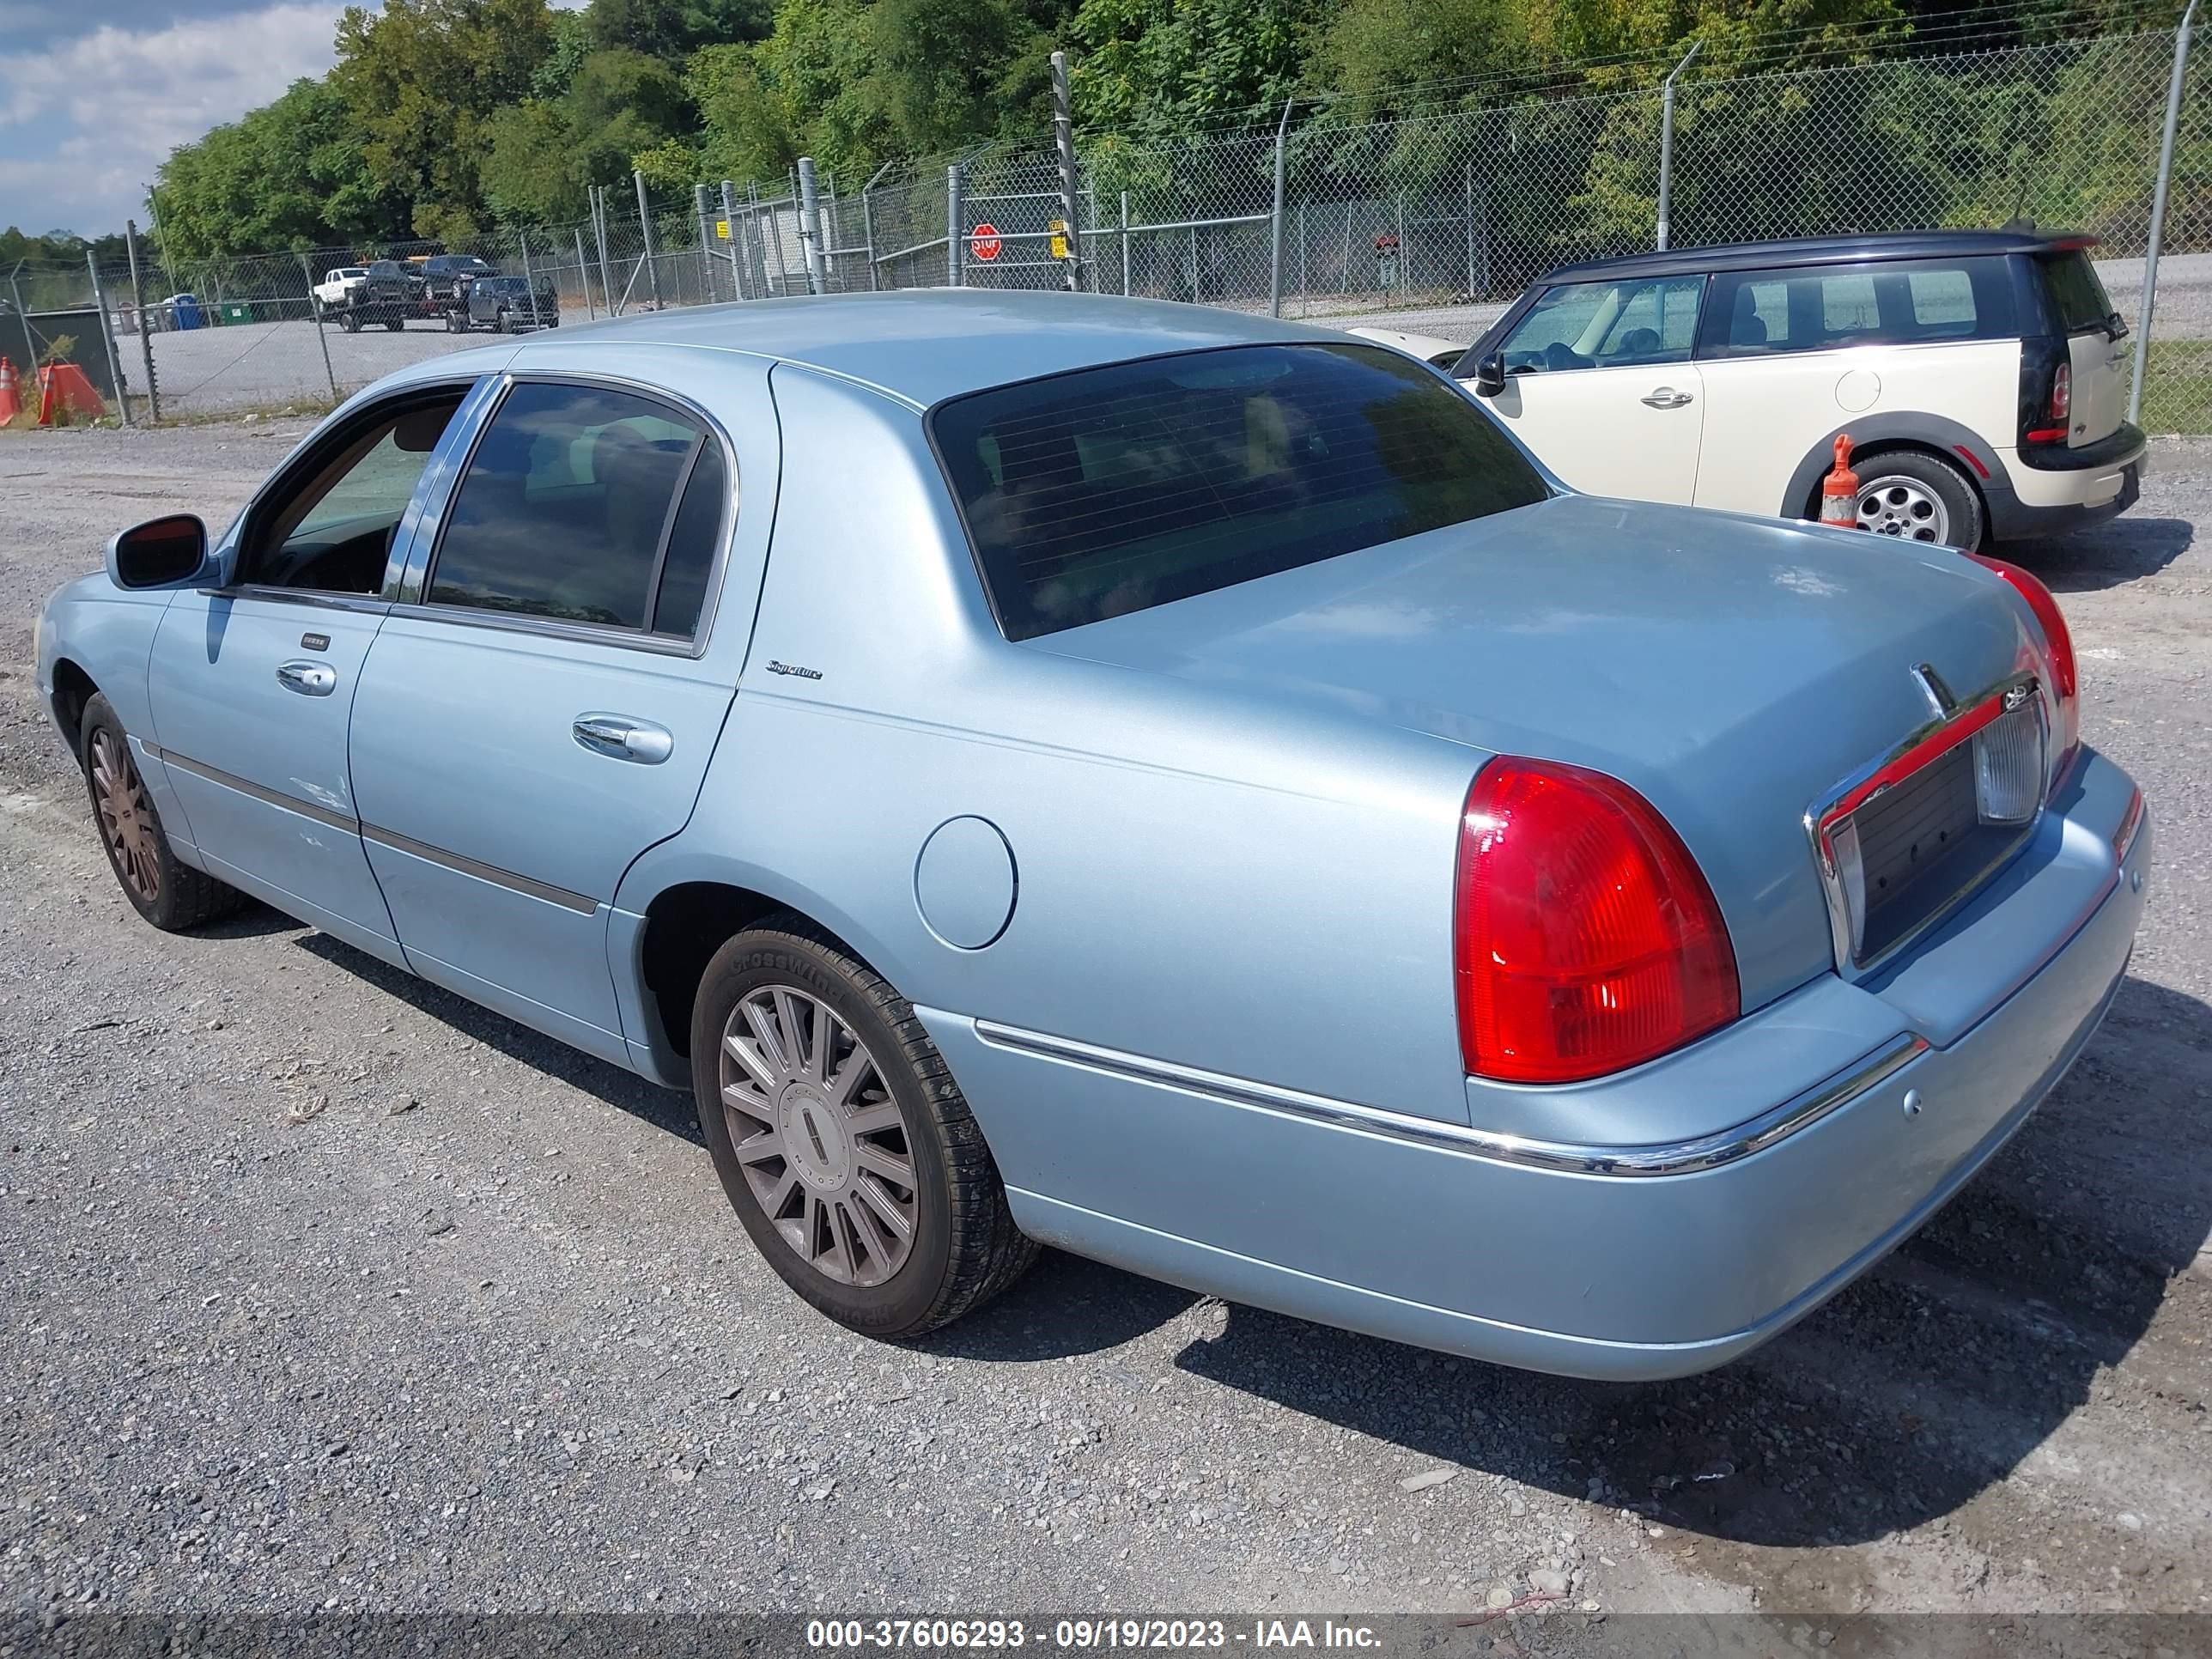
641,882 -> 865,1060
1801,439 -> 1987,518
49,659 -> 97,756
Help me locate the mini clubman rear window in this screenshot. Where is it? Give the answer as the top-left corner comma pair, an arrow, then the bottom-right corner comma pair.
931,343 -> 1548,641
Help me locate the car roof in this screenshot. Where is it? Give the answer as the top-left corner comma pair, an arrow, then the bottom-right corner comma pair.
1536,229 -> 2094,286
483,290 -> 1350,410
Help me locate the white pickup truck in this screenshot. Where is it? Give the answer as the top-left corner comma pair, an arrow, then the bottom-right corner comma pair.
312,268 -> 368,309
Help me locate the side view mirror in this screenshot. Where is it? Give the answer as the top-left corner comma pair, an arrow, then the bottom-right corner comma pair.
1471,352 -> 1508,398
105,514 -> 208,590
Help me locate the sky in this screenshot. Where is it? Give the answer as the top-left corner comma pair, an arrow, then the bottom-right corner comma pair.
0,1 -> 580,242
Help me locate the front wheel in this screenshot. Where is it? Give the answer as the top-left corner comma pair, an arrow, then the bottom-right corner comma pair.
340,313 -> 361,333
690,918 -> 1037,1338
80,694 -> 244,933
493,309 -> 511,334
384,316 -> 403,331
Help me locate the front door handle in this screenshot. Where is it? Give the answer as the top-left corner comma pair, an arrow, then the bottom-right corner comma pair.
1641,387 -> 1695,410
573,713 -> 674,765
276,660 -> 337,697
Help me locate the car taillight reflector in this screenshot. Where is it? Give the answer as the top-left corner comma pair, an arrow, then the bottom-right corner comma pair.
1966,552 -> 2080,763
1455,757 -> 1740,1084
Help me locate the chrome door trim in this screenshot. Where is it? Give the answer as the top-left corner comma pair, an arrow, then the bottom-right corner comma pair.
399,368 -> 740,659
969,1019 -> 1929,1177
143,743 -> 359,835
198,586 -> 392,615
360,823 -> 599,915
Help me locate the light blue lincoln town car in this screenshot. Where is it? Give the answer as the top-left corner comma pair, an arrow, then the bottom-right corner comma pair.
36,291 -> 2148,1378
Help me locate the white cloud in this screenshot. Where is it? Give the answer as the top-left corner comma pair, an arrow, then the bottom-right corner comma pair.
0,3 -> 343,234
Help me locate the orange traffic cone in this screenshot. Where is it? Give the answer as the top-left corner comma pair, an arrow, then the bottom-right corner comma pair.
0,356 -> 20,425
36,362 -> 106,425
1820,434 -> 1861,530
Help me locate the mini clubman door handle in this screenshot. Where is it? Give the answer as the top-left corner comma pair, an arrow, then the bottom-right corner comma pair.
276,660 -> 337,696
572,713 -> 674,765
1641,387 -> 1694,410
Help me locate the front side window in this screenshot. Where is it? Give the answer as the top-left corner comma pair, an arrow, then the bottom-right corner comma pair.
237,392 -> 465,594
1699,257 -> 2017,357
933,343 -> 1547,641
1497,276 -> 1705,374
426,381 -> 728,637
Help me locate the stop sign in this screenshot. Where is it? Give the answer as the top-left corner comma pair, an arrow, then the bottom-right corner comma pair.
970,222 -> 1002,261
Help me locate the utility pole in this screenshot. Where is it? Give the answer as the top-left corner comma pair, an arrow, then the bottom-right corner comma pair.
2135,0 -> 2198,422
1051,51 -> 1084,289
125,220 -> 159,422
634,170 -> 663,310
88,251 -> 131,424
796,156 -> 828,295
1656,40 -> 1702,252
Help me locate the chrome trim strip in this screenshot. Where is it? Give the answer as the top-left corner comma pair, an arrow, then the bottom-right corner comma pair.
146,744 -> 361,834
970,1020 -> 1930,1177
2114,786 -> 2147,866
360,823 -> 599,915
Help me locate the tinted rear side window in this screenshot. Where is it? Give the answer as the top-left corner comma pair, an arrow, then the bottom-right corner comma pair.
428,381 -> 707,633
2037,250 -> 2117,333
1698,257 -> 2016,356
932,343 -> 1547,640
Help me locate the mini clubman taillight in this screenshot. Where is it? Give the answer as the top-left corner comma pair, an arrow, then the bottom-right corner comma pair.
1455,757 -> 1739,1083
2026,362 -> 2071,445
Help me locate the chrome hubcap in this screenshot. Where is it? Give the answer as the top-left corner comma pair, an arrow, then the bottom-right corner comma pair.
90,730 -> 160,904
718,986 -> 917,1286
1856,476 -> 1950,543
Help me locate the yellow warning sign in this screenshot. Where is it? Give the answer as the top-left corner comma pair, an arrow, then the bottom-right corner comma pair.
1048,218 -> 1070,260
715,220 -> 731,240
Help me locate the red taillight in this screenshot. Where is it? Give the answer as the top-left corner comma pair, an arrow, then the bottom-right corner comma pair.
2026,363 -> 2072,444
1966,551 -> 2080,760
1455,757 -> 1740,1084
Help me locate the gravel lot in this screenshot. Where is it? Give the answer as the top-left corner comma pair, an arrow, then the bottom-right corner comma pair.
0,422 -> 2207,1638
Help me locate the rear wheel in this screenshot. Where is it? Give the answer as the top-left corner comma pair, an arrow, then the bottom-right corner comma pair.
340,313 -> 361,333
384,316 -> 404,331
494,308 -> 511,334
690,917 -> 1036,1338
1822,450 -> 1984,550
80,694 -> 244,933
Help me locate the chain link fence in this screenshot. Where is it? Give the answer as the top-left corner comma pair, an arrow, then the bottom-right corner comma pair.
12,24 -> 2212,428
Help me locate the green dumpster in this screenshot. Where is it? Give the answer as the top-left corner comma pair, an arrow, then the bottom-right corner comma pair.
218,303 -> 252,325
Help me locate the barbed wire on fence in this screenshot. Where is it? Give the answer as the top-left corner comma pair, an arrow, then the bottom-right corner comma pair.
17,22 -> 2212,430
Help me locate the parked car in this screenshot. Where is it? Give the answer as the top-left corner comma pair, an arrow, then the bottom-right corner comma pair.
319,260 -> 420,332
37,292 -> 2148,1379
1355,230 -> 2143,549
312,268 -> 370,312
460,275 -> 558,332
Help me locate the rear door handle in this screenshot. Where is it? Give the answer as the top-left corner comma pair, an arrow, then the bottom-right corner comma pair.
573,713 -> 674,765
1641,387 -> 1694,409
276,660 -> 337,697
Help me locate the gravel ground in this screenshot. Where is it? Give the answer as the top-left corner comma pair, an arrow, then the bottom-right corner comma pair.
0,422 -> 2207,1638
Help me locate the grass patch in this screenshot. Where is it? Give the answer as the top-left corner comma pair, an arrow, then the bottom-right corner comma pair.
2135,337 -> 2212,436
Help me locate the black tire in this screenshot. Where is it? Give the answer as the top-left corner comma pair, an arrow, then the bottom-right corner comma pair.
78,693 -> 245,933
494,309 -> 511,334
690,915 -> 1037,1339
1817,448 -> 1984,550
385,317 -> 404,331
341,313 -> 361,333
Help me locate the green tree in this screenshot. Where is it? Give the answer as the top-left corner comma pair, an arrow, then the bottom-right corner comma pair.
151,78 -> 399,258
482,46 -> 696,222
586,0 -> 776,59
1073,0 -> 1327,134
331,0 -> 556,240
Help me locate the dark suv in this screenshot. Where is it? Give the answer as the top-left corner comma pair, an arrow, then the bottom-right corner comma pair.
463,276 -> 560,333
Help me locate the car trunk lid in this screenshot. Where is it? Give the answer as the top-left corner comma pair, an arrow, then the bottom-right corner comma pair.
1024,495 -> 2041,1015
2034,246 -> 2130,446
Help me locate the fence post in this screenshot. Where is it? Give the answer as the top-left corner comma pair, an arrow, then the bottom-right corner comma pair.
594,185 -> 617,317
296,252 -> 337,401
8,262 -> 35,374
634,170 -> 664,310
88,252 -> 132,425
1120,191 -> 1131,295
861,187 -> 879,291
577,228 -> 597,319
125,220 -> 160,423
2134,0 -> 2197,423
722,181 -> 746,301
519,229 -> 540,329
1269,99 -> 1292,318
696,183 -> 717,302
947,164 -> 964,288
1656,40 -> 1702,252
1052,51 -> 1084,289
796,156 -> 828,295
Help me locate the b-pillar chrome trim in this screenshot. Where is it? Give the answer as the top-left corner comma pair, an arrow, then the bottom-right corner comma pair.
970,1020 -> 1930,1177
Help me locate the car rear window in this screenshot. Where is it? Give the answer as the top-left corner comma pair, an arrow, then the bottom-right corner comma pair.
2037,249 -> 2117,333
931,343 -> 1547,641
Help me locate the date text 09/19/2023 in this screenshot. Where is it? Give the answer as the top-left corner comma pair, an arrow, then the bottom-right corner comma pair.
805,1618 -> 1389,1649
